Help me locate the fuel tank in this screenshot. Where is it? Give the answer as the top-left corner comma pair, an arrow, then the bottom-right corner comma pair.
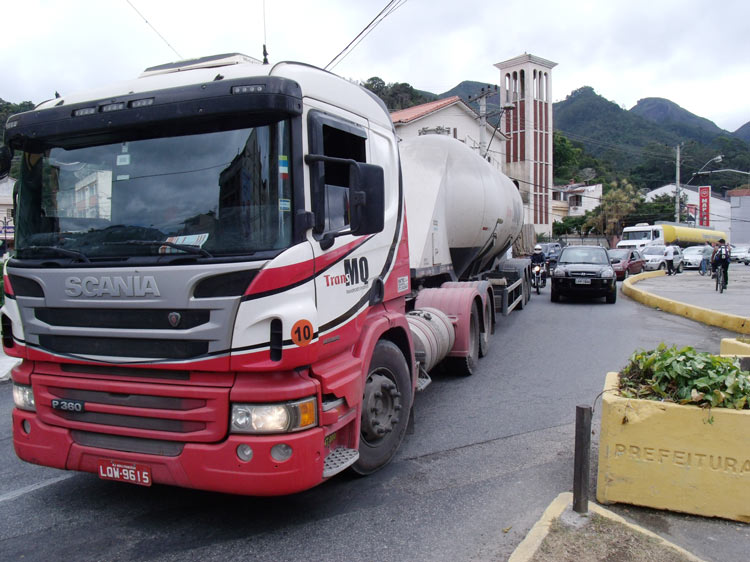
400,134 -> 524,280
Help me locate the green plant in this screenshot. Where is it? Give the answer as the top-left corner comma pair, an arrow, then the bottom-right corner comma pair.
619,344 -> 750,409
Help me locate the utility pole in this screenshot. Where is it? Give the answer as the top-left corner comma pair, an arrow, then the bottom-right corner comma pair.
675,144 -> 681,223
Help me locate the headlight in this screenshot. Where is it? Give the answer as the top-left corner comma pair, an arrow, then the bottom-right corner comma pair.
600,267 -> 615,277
533,265 -> 541,273
13,384 -> 36,412
553,267 -> 567,277
230,397 -> 317,434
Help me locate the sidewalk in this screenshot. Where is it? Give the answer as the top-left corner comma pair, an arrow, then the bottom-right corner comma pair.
623,263 -> 750,333
0,347 -> 20,382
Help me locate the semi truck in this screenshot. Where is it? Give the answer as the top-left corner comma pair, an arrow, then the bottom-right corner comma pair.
0,54 -> 529,496
617,222 -> 727,250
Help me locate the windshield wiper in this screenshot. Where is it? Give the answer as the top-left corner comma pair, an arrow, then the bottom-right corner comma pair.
22,245 -> 91,263
105,240 -> 213,257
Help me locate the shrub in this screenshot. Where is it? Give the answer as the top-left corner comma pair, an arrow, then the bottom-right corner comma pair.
619,344 -> 750,410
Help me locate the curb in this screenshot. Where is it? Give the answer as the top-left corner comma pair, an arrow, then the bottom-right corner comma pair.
508,492 -> 705,562
622,271 -> 750,334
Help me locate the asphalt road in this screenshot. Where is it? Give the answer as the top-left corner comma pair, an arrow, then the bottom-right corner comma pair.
1,283 -> 749,561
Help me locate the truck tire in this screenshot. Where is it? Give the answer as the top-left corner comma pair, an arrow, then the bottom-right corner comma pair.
450,302 -> 479,376
551,287 -> 560,302
606,288 -> 617,304
352,340 -> 412,476
479,297 -> 491,358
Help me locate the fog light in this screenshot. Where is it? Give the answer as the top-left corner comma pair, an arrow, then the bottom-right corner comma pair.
271,443 -> 293,462
236,444 -> 253,462
22,420 -> 31,434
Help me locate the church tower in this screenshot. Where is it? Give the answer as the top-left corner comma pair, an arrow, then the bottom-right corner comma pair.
495,54 -> 557,235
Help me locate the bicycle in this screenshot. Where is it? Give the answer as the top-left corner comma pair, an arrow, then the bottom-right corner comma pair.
715,263 -> 727,293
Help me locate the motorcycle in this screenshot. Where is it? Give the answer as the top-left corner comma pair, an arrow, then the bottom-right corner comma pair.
531,264 -> 546,294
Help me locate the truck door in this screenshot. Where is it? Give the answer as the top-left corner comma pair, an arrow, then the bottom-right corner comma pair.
306,111 -> 373,350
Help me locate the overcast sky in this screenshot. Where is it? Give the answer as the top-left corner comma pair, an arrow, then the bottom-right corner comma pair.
4,0 -> 749,131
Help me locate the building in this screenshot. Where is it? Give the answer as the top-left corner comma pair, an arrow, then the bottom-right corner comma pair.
390,96 -> 508,171
645,184 -> 730,239
551,182 -> 603,219
496,54 -> 557,236
727,188 -> 750,243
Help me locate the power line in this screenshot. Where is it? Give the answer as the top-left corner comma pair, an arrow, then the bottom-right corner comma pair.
125,0 -> 183,60
325,0 -> 407,72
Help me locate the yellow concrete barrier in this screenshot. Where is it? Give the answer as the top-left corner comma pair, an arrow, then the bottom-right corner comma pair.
597,372 -> 750,523
720,337 -> 750,356
623,271 -> 750,334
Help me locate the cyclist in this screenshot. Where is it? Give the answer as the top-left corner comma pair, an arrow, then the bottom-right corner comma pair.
712,238 -> 731,289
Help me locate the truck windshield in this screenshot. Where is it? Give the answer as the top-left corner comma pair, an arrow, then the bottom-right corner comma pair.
621,230 -> 651,241
14,120 -> 293,261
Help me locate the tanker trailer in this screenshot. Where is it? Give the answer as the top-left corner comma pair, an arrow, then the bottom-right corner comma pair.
400,134 -> 530,377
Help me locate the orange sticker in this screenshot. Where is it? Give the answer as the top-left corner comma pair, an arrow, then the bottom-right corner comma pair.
291,319 -> 314,347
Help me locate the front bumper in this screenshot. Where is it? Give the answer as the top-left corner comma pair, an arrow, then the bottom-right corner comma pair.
552,277 -> 616,297
12,408 -> 330,496
643,262 -> 664,271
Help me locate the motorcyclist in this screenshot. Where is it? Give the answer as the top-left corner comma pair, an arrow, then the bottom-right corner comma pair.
531,245 -> 546,266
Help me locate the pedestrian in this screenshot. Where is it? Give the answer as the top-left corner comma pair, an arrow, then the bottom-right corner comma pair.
665,244 -> 675,275
700,241 -> 711,275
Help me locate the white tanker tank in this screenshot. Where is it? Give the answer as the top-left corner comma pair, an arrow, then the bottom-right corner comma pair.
400,134 -> 524,280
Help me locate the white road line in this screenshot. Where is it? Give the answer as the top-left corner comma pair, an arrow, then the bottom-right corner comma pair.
0,474 -> 74,503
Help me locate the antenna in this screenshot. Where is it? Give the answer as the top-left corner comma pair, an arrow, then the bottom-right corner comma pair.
262,0 -> 269,64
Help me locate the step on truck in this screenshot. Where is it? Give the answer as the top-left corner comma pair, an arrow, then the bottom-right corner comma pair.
1,54 -> 529,495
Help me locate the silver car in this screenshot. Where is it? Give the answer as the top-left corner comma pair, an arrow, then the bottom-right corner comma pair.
642,245 -> 683,272
682,246 -> 711,269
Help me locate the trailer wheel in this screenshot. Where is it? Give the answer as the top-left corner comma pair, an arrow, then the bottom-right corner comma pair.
479,297 -> 491,358
451,301 -> 479,377
352,340 -> 412,476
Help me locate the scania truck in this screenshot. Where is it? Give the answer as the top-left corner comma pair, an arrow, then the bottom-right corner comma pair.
1,54 -> 528,495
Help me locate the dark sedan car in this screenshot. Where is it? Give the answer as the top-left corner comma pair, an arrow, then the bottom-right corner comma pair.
551,245 -> 617,303
607,248 -> 645,280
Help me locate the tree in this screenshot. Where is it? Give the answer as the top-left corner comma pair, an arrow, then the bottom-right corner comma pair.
584,180 -> 642,237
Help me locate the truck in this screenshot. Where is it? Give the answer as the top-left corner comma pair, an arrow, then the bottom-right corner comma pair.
0,54 -> 529,496
616,222 -> 727,250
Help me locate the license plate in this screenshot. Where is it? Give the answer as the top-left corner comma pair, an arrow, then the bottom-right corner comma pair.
97,459 -> 152,487
575,278 -> 592,285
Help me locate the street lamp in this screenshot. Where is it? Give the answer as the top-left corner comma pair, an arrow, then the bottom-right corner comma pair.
677,154 -> 724,222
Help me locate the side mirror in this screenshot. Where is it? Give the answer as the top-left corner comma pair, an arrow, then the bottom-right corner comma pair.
0,146 -> 12,180
304,154 -> 385,240
348,162 -> 384,236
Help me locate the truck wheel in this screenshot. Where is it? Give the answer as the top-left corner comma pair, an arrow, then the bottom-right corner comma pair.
606,288 -> 617,304
352,340 -> 412,476
677,262 -> 683,273
659,263 -> 666,270
450,302 -> 479,377
479,297 -> 491,358
551,287 -> 560,302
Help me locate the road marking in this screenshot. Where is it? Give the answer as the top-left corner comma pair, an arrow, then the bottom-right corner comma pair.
0,474 -> 74,503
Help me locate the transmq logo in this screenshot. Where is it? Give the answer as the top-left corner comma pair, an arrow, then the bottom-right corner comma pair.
64,276 -> 160,298
323,257 -> 369,294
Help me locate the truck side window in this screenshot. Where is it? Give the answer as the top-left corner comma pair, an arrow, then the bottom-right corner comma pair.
308,112 -> 367,236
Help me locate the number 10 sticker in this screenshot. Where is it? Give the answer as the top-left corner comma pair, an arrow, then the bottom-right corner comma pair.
291,319 -> 314,346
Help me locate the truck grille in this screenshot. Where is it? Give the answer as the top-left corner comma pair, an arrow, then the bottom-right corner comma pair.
39,335 -> 209,360
35,308 -> 210,330
34,374 -> 229,443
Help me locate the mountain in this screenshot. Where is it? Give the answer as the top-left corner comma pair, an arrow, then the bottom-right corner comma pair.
553,86 -> 681,169
735,121 -> 750,143
630,97 -> 725,144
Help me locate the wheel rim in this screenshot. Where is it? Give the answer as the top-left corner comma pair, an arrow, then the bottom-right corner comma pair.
361,370 -> 402,444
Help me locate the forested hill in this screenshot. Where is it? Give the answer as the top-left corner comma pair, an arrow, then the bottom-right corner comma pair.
1,99 -> 34,141
553,86 -> 750,189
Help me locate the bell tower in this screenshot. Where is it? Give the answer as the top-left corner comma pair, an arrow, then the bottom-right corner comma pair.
495,54 -> 557,235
